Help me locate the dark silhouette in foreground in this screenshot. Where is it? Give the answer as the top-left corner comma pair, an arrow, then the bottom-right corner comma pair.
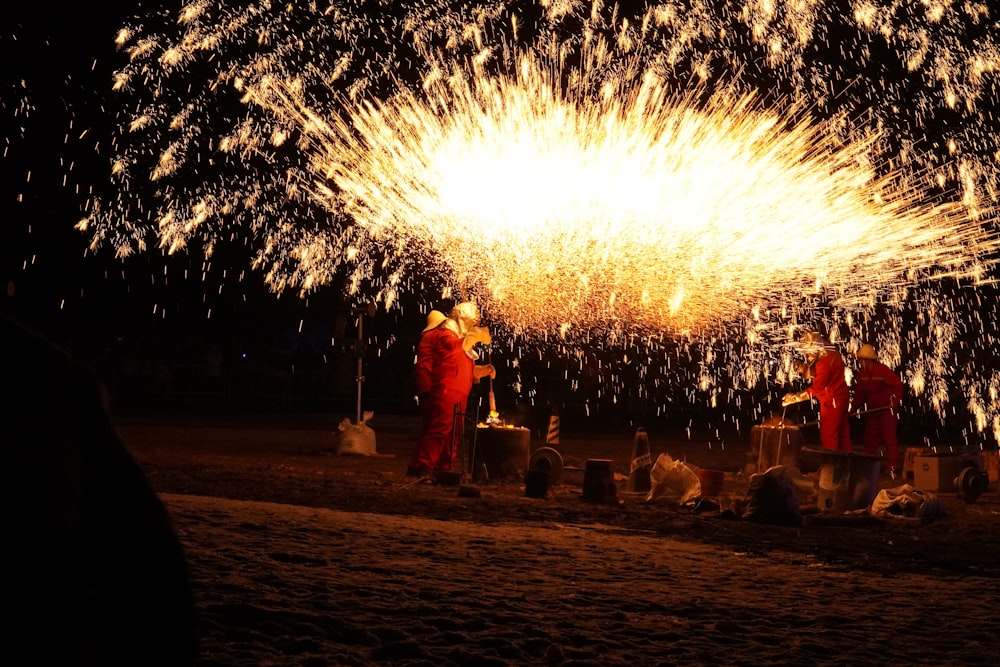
0,315 -> 196,666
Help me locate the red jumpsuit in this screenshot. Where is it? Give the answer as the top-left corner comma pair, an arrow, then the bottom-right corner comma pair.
852,360 -> 903,468
414,330 -> 436,398
408,326 -> 475,474
413,329 -> 437,471
806,350 -> 852,452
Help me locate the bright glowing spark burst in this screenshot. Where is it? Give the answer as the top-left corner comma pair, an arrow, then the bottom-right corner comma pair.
253,53 -> 991,337
79,1 -> 1000,441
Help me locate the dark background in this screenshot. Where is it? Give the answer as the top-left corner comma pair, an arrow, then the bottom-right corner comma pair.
1,3 -> 396,417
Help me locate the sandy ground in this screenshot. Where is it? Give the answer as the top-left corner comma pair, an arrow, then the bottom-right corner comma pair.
117,411 -> 1000,666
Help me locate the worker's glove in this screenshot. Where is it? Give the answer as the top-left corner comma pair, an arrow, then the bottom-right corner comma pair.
473,364 -> 496,380
781,391 -> 810,407
462,326 -> 492,351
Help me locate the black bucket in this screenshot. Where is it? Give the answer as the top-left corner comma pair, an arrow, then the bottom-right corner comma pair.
524,469 -> 550,498
582,459 -> 616,503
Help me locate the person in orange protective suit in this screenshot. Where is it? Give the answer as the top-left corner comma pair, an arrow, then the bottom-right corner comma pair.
782,330 -> 852,452
407,302 -> 496,478
851,343 -> 903,475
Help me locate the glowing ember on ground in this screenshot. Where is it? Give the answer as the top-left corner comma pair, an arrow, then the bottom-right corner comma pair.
75,2 -> 1000,438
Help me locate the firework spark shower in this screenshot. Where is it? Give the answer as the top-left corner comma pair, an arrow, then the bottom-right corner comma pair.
80,1 -> 1000,440
254,53 -> 988,336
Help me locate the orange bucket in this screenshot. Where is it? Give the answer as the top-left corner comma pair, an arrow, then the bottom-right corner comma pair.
698,469 -> 725,497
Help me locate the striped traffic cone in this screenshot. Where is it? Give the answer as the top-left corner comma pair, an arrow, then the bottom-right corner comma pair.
627,427 -> 652,493
546,410 -> 560,446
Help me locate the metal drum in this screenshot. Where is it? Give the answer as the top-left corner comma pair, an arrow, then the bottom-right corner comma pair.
582,459 -> 617,503
806,448 -> 882,513
750,419 -> 803,473
472,426 -> 530,482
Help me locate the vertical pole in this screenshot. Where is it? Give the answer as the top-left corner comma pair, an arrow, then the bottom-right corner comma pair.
352,302 -> 375,425
355,312 -> 363,425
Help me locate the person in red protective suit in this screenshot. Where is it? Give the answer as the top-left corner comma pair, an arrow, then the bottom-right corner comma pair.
414,310 -> 448,406
407,302 -> 495,478
782,330 -> 852,452
851,343 -> 903,475
413,309 -> 448,465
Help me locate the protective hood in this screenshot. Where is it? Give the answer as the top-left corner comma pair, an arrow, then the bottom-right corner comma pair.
450,301 -> 481,337
797,330 -> 830,362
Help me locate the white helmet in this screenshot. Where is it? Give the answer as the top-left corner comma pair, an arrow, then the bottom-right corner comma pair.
855,343 -> 877,360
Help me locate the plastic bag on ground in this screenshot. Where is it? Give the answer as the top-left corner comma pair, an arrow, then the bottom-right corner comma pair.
870,484 -> 945,520
337,411 -> 377,456
645,453 -> 701,505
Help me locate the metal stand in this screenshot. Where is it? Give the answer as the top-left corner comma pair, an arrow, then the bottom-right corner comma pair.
757,427 -> 783,473
351,303 -> 376,424
450,402 -> 480,482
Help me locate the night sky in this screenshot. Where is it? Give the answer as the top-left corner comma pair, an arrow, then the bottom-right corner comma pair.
3,5 -> 121,329
2,3 -> 352,352
1,3 -> 398,422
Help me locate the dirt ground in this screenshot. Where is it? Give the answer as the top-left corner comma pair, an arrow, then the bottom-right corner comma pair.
117,409 -> 1000,666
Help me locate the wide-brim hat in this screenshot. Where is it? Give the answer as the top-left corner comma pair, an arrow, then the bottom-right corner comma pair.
422,310 -> 447,333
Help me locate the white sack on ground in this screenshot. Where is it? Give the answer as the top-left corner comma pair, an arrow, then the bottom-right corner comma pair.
870,484 -> 945,520
645,453 -> 701,505
337,411 -> 377,456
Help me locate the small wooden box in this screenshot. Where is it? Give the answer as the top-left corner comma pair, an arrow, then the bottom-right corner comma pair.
903,447 -> 934,479
913,454 -> 964,492
980,450 -> 999,485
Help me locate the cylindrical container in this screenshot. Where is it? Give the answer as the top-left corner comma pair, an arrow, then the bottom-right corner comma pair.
472,426 -> 530,483
751,422 -> 803,472
524,469 -> 550,498
582,459 -> 616,503
813,449 -> 882,513
697,469 -> 725,497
